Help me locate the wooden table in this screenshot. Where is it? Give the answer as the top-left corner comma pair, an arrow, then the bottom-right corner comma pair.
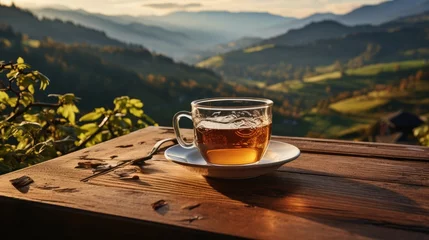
1,126 -> 428,239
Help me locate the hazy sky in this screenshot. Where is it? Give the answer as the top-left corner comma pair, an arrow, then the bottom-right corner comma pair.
5,0 -> 387,18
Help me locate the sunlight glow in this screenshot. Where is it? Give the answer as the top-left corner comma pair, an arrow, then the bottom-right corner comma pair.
3,0 -> 387,18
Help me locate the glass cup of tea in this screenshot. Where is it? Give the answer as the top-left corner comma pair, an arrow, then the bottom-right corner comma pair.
172,97 -> 273,165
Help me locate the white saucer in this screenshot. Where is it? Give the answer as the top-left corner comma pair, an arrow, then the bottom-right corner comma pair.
164,140 -> 301,179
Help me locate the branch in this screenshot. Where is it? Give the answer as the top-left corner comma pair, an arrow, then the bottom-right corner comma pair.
6,104 -> 31,122
0,80 -> 7,89
4,74 -> 22,114
34,121 -> 51,143
107,122 -> 117,138
32,102 -> 61,108
71,115 -> 111,152
6,102 -> 61,122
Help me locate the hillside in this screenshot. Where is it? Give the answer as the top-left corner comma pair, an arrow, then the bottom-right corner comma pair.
181,37 -> 263,64
261,12 -> 340,37
263,20 -> 378,46
143,11 -> 294,38
198,13 -> 429,84
338,0 -> 429,25
262,0 -> 429,38
32,8 -> 295,58
92,13 -> 230,48
381,10 -> 429,29
32,8 -> 198,58
0,25 -> 222,124
0,4 -> 123,47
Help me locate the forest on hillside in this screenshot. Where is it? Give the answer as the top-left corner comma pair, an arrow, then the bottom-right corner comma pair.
1,3 -> 429,147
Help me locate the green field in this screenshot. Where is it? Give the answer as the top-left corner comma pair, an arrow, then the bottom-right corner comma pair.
263,60 -> 429,139
303,60 -> 428,83
243,44 -> 275,53
330,97 -> 389,113
196,55 -> 224,68
265,60 -> 429,102
305,71 -> 342,82
347,60 -> 427,76
226,78 -> 266,88
267,80 -> 304,92
273,112 -> 374,139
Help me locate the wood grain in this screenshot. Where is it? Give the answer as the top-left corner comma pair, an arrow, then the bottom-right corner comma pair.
0,126 -> 428,239
275,135 -> 429,161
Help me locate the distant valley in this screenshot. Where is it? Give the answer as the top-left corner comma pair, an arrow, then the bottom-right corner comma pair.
31,0 -> 429,62
1,0 -> 429,143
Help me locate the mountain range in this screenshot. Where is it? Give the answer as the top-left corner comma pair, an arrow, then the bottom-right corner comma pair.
263,20 -> 378,46
1,2 -> 429,139
32,8 -> 199,58
198,11 -> 429,84
29,0 -> 429,62
0,5 -> 124,47
182,37 -> 263,64
31,8 -> 289,59
0,4 -> 223,124
260,0 -> 429,37
140,11 -> 293,38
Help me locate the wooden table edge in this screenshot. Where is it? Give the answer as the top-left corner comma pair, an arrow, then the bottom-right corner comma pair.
0,195 -> 243,239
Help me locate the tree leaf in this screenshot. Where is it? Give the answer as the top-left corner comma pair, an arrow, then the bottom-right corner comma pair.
38,72 -> 50,90
0,91 -> 9,102
6,97 -> 17,107
95,107 -> 106,113
6,69 -> 17,79
80,123 -> 98,131
114,96 -> 129,112
20,92 -> 34,106
57,104 -> 79,124
129,108 -> 143,117
23,113 -> 39,123
129,99 -> 143,108
28,84 -> 35,94
79,111 -> 103,122
123,118 -> 132,127
93,132 -> 103,144
17,57 -> 24,64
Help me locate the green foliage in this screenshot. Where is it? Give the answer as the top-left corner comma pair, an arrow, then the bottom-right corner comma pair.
76,96 -> 154,148
414,124 -> 429,146
0,58 -> 156,174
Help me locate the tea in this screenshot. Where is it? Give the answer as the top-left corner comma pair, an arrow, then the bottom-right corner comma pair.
195,122 -> 272,165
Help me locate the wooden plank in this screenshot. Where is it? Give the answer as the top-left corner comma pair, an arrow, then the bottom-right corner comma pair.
96,127 -> 429,186
1,165 -> 428,239
276,136 -> 429,161
281,153 -> 429,187
158,126 -> 429,161
0,126 -> 428,239
1,196 -> 238,239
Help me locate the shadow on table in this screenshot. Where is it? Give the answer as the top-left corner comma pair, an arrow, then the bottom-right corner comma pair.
205,169 -> 428,238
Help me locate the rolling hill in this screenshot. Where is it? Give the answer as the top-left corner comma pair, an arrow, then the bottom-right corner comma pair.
0,4 -> 124,47
31,8 -> 197,58
198,12 -> 429,84
0,23 -> 221,125
261,0 -> 429,38
92,12 -> 231,49
182,37 -> 263,64
337,0 -> 429,25
141,11 -> 294,38
2,3 -> 428,142
32,8 -> 295,59
263,20 -> 378,46
261,12 -> 340,37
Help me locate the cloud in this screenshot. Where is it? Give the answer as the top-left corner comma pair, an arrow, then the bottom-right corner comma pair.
143,3 -> 202,9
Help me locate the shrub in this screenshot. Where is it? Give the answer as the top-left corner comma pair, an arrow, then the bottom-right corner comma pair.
0,57 -> 156,174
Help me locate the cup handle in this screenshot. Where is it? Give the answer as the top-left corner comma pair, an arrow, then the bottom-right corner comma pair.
172,111 -> 195,149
